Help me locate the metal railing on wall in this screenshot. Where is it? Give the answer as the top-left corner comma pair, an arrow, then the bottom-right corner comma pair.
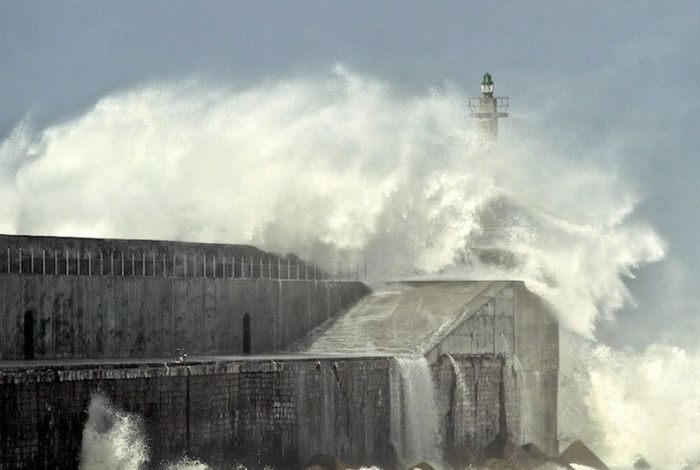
1,247 -> 368,281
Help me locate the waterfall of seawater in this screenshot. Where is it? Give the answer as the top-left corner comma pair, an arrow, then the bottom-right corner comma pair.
392,356 -> 443,468
446,354 -> 468,443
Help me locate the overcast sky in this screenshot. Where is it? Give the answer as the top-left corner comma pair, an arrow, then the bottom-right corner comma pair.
1,0 -> 698,348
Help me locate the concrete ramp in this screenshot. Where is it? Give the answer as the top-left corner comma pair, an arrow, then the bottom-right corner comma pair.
295,281 -> 510,355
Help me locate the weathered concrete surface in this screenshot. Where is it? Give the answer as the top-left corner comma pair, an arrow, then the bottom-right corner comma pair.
433,354 -> 521,466
295,280 -> 559,456
0,234 -> 313,278
296,281 -> 496,354
0,354 -> 520,470
423,282 -> 559,455
0,357 -> 392,469
1,234 -> 372,361
0,275 -> 369,360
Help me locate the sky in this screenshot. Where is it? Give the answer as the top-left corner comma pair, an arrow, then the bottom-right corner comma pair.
0,0 -> 698,349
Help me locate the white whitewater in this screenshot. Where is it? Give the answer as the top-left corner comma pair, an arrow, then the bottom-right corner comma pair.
79,395 -> 148,470
392,356 -> 442,467
4,68 -> 696,467
80,394 -> 210,470
446,353 -> 469,441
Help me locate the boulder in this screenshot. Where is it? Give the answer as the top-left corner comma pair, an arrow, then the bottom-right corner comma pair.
484,437 -> 537,468
521,443 -> 549,463
304,454 -> 349,470
407,463 -> 437,470
558,440 -> 609,470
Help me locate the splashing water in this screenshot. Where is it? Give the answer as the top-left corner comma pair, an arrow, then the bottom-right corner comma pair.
80,394 -> 148,470
560,331 -> 700,470
80,394 -> 210,470
2,67 -> 695,466
0,66 -> 665,338
393,356 -> 442,467
446,353 -> 470,443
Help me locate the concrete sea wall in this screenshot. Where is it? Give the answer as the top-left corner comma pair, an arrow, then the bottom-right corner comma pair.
426,282 -> 559,456
0,357 -> 394,470
0,235 -> 370,360
433,354 -> 520,464
0,354 -> 517,470
0,275 -> 369,360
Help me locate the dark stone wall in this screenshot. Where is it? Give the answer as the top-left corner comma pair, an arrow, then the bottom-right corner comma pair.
0,355 -> 522,470
0,357 -> 395,470
433,354 -> 519,466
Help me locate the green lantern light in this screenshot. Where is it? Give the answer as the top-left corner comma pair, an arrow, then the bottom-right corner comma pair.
481,73 -> 494,94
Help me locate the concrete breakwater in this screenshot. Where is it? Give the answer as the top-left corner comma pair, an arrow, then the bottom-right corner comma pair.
0,236 -> 559,469
0,354 -> 515,469
0,235 -> 369,360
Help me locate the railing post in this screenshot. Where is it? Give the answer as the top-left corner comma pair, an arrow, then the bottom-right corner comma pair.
88,252 -> 91,276
30,249 -> 34,274
142,253 -> 145,276
43,249 -> 46,275
152,253 -> 156,276
231,256 -> 234,279
100,252 -> 103,276
65,250 -> 69,275
18,248 -> 22,274
278,258 -> 281,280
267,257 -> 271,279
6,248 -> 9,273
121,253 -> 124,276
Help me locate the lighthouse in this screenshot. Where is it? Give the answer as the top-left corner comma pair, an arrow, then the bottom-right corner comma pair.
469,73 -> 509,141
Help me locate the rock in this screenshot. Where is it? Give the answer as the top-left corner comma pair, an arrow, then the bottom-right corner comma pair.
407,463 -> 437,470
521,443 -> 573,470
304,454 -> 349,470
521,443 -> 549,463
558,440 -> 609,470
484,437 -> 537,468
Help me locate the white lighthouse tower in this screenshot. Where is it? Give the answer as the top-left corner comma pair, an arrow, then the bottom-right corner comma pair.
468,73 -> 509,141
